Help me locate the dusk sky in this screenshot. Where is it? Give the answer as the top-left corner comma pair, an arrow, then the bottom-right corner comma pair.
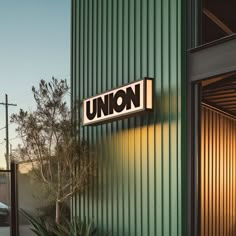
0,0 -> 70,168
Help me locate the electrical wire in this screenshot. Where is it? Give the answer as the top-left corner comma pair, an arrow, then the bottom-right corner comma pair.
0,136 -> 20,145
0,124 -> 12,131
9,137 -> 19,141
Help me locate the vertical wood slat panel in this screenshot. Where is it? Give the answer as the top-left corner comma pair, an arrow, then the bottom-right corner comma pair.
72,0 -> 185,235
201,105 -> 236,236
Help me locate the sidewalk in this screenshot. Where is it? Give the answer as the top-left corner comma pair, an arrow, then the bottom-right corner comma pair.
0,225 -> 33,236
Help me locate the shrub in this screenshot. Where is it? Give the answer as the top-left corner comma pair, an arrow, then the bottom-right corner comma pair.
20,209 -> 98,236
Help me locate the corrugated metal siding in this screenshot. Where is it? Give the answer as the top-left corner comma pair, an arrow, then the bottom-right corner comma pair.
71,0 -> 185,235
201,105 -> 236,236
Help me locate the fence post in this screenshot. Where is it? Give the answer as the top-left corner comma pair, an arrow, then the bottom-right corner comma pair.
10,162 -> 18,236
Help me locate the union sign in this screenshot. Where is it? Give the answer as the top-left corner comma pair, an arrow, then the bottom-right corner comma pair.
82,78 -> 153,125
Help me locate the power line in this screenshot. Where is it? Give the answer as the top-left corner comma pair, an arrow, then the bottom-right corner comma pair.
0,137 -> 20,145
9,137 -> 19,141
0,124 -> 12,131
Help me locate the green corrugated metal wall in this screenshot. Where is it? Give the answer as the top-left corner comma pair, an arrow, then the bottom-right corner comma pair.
71,0 -> 186,235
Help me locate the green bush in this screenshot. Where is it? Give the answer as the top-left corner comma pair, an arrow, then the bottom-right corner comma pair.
20,209 -> 52,236
52,218 -> 96,236
37,202 -> 70,224
20,209 -> 98,236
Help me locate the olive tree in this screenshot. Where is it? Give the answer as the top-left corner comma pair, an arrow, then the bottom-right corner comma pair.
11,78 -> 94,223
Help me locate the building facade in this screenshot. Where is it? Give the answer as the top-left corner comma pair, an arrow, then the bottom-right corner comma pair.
71,0 -> 236,235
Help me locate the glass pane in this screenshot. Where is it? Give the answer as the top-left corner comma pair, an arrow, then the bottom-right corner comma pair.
0,172 -> 10,236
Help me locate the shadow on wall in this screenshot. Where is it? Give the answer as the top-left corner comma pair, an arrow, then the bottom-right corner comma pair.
80,91 -> 181,131
82,120 -> 179,235
77,89 -> 181,235
230,224 -> 236,236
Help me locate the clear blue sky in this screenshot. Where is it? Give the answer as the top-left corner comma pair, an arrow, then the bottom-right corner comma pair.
0,0 -> 71,168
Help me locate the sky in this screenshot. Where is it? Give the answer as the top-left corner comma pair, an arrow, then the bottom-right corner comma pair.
0,0 -> 71,169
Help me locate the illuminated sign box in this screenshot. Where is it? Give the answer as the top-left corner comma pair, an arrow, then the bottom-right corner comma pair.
82,78 -> 153,126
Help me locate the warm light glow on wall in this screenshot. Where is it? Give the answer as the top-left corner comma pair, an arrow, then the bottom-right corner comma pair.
201,105 -> 236,236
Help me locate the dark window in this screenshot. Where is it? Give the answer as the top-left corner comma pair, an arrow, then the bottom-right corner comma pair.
202,0 -> 236,44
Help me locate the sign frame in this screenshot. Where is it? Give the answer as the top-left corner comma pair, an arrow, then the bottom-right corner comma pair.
82,77 -> 154,126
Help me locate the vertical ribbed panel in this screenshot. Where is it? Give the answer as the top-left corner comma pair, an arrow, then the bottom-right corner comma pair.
201,105 -> 236,236
71,0 -> 185,235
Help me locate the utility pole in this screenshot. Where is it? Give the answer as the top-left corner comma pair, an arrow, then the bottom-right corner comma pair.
0,94 -> 17,169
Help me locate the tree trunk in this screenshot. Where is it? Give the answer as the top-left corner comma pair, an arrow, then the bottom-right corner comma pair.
56,161 -> 61,224
55,200 -> 60,224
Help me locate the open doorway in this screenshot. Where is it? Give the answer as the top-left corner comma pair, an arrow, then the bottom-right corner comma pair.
200,73 -> 236,236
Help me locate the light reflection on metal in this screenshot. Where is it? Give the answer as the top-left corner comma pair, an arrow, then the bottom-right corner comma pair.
201,105 -> 236,236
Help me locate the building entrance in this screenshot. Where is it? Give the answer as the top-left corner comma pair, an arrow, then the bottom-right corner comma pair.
200,74 -> 236,236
